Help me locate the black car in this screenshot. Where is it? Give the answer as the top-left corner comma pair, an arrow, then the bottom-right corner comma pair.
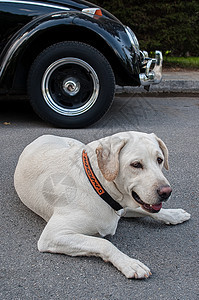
0,0 -> 163,128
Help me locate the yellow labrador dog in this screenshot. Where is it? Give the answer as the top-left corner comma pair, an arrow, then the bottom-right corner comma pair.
14,132 -> 190,279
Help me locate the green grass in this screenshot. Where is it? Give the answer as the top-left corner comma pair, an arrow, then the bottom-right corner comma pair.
163,56 -> 199,69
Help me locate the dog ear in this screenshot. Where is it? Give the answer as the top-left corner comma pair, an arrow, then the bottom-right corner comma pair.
154,135 -> 169,170
96,137 -> 126,181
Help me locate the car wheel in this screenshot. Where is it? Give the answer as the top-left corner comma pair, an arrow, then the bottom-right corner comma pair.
28,41 -> 115,128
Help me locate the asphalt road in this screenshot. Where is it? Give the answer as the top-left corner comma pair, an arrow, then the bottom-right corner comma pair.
1,95 -> 199,299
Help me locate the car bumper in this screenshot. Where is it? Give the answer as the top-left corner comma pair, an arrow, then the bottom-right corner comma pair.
139,50 -> 163,87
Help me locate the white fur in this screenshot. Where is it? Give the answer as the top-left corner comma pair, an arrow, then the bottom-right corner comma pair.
14,132 -> 190,279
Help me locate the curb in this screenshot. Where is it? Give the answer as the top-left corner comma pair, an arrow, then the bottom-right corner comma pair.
116,71 -> 199,95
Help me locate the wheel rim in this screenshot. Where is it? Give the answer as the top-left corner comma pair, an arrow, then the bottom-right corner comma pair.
41,58 -> 100,116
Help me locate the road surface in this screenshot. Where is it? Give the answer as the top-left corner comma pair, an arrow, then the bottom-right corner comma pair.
1,95 -> 199,299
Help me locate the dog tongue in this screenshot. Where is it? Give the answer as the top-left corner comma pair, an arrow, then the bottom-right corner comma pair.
152,203 -> 162,211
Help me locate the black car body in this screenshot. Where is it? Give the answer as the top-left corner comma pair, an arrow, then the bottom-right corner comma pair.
0,0 -> 163,127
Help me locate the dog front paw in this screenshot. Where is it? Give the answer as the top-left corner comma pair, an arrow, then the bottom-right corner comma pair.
115,256 -> 151,279
154,208 -> 191,225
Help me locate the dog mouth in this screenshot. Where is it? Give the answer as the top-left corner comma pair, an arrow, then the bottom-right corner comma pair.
131,191 -> 162,213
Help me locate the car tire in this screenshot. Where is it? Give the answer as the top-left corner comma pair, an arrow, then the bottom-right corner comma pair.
27,41 -> 115,128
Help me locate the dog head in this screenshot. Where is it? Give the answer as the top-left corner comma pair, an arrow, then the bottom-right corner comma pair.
96,131 -> 172,213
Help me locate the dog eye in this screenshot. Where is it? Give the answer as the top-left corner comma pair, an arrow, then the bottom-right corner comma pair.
157,157 -> 163,164
130,162 -> 143,169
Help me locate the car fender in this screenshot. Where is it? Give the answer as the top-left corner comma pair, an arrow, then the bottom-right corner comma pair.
0,11 -> 139,89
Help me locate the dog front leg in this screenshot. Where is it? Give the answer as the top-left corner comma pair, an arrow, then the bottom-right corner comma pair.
122,207 -> 151,218
149,208 -> 191,225
38,224 -> 151,279
123,207 -> 191,225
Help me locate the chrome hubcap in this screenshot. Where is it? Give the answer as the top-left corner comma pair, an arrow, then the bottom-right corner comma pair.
63,77 -> 80,96
41,58 -> 99,116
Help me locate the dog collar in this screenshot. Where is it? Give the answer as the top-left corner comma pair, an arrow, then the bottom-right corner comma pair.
82,150 -> 123,211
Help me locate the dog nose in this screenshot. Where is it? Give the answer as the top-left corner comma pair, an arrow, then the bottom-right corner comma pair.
157,185 -> 172,201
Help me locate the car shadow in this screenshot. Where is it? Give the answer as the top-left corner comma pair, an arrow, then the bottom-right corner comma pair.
0,96 -> 46,125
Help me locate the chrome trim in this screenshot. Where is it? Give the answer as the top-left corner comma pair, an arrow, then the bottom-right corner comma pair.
141,51 -> 149,60
125,26 -> 139,54
0,0 -> 70,11
139,51 -> 163,86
